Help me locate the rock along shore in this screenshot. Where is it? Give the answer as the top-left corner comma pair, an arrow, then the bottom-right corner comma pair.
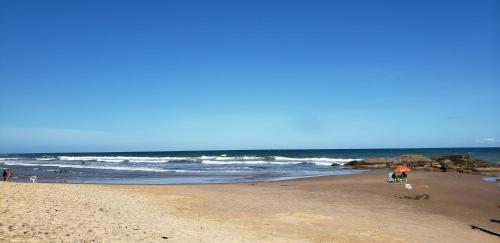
341,154 -> 500,174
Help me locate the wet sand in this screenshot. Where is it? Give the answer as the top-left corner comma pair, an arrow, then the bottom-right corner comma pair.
1,171 -> 499,242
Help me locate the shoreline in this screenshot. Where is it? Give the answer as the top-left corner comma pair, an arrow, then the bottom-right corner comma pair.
2,171 -> 499,242
5,167 -> 495,186
5,170 -> 373,186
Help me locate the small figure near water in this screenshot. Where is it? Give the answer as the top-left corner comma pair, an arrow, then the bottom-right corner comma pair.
6,168 -> 13,182
387,172 -> 397,183
2,169 -> 7,182
402,171 -> 408,184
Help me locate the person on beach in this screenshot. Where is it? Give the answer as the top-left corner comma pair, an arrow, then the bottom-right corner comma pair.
2,169 -> 7,182
7,168 -> 13,182
401,171 -> 408,183
391,172 -> 396,183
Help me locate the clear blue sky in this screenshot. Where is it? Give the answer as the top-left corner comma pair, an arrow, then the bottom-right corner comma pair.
1,0 -> 499,152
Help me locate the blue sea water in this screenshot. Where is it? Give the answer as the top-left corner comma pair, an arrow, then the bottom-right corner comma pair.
1,148 -> 499,184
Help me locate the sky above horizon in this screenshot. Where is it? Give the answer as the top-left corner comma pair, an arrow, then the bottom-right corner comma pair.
1,0 -> 499,153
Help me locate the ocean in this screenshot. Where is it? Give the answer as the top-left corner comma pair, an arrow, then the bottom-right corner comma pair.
1,147 -> 499,184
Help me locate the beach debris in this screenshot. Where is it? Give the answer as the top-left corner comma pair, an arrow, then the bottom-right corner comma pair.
405,184 -> 412,190
162,236 -> 169,239
395,193 -> 430,200
470,225 -> 500,238
490,219 -> 500,224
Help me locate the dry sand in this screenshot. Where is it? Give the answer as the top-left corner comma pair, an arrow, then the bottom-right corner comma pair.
1,171 -> 499,242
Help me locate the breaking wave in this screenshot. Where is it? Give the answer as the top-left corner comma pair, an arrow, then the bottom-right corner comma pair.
58,156 -> 194,163
3,161 -> 172,172
2,161 -> 255,174
201,160 -> 269,165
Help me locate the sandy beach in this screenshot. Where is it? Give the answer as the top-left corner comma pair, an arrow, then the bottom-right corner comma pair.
1,171 -> 499,242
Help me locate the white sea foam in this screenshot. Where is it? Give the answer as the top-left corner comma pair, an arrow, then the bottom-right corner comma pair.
3,161 -> 250,173
240,156 -> 264,160
58,156 -> 194,163
201,160 -> 301,165
200,155 -> 264,161
201,160 -> 269,165
56,155 -> 266,163
58,155 -> 264,163
213,157 -> 236,161
273,156 -> 361,166
5,155 -> 361,166
4,161 -> 172,172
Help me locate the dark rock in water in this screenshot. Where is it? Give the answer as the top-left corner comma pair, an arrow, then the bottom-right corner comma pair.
345,155 -> 432,169
346,154 -> 433,169
330,163 -> 340,167
344,158 -> 390,169
344,160 -> 359,166
364,157 -> 392,164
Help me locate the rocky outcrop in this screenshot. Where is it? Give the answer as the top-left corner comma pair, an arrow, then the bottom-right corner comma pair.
396,154 -> 433,163
391,154 -> 434,170
346,154 -> 432,169
344,154 -> 500,174
435,155 -> 500,173
344,158 -> 390,169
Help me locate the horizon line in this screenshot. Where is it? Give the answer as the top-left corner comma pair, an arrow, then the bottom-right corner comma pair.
2,146 -> 499,155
